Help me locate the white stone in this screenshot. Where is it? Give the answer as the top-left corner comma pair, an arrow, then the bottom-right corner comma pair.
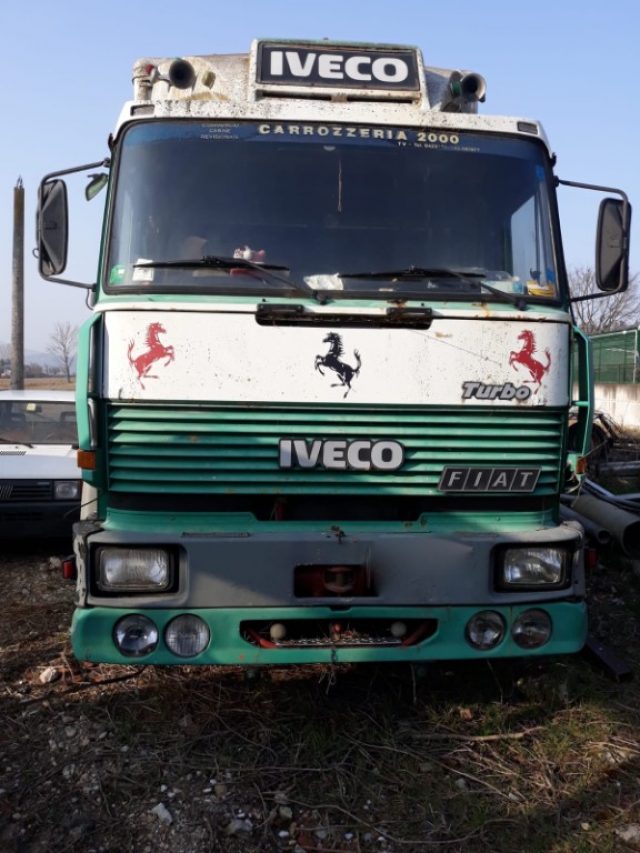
150,803 -> 173,825
616,825 -> 640,844
226,818 -> 253,835
39,666 -> 60,684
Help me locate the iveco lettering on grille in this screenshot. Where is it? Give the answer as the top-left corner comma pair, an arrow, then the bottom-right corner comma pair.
257,43 -> 420,90
279,439 -> 405,471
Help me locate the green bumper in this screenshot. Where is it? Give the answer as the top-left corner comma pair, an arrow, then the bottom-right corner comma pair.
71,601 -> 587,665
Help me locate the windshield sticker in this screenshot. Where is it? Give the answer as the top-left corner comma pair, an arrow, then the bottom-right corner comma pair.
256,123 -> 467,149
124,122 -> 540,159
199,124 -> 244,141
314,333 -> 362,399
127,323 -> 175,389
132,259 -> 155,283
109,265 -> 126,284
509,330 -> 551,386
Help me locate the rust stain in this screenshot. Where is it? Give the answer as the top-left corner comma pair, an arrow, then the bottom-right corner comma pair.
189,91 -> 230,102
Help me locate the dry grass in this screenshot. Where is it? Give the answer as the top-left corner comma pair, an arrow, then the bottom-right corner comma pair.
0,378 -> 74,392
1,546 -> 640,852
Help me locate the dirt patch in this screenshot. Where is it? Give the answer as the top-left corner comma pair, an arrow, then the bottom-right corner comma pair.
2,544 -> 640,852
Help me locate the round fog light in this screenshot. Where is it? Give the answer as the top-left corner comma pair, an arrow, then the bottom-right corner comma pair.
165,614 -> 210,658
512,609 -> 552,649
466,611 -> 505,650
114,614 -> 158,657
269,623 -> 287,641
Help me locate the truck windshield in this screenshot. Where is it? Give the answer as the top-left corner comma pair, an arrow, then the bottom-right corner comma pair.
106,121 -> 560,301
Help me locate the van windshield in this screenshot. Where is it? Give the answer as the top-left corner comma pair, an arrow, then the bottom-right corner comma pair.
0,401 -> 77,445
107,121 -> 560,301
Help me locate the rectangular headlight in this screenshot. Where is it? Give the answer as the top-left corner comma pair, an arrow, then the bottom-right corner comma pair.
54,480 -> 81,500
499,547 -> 569,588
97,547 -> 172,592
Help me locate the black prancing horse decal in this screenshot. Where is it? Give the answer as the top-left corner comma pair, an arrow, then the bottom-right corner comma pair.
314,333 -> 362,398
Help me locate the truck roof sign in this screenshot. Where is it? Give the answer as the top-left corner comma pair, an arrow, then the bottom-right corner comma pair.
256,42 -> 420,91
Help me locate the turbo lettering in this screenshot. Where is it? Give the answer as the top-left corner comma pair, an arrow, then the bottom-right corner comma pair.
462,381 -> 532,401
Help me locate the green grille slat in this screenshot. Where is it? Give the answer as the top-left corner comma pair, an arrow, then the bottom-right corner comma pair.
107,404 -> 565,496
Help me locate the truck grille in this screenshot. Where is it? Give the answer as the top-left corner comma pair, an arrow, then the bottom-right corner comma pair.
107,404 -> 564,497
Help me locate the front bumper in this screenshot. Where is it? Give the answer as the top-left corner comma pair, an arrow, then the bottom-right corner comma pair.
71,520 -> 587,664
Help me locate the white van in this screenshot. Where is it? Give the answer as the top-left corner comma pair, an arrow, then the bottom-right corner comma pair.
0,390 -> 81,538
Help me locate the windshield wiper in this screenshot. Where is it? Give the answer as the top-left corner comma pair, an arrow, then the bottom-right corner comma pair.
0,436 -> 33,447
338,266 -> 487,281
134,256 -> 320,301
337,266 -> 528,309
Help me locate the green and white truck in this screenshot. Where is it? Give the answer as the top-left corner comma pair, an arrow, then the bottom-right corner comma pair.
37,39 -> 631,665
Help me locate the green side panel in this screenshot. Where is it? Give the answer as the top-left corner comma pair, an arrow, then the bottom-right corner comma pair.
76,315 -> 99,451
106,403 -> 565,497
571,326 -> 593,459
76,313 -> 106,489
72,601 -> 587,665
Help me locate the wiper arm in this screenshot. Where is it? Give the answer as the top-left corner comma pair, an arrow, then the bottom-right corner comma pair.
338,266 -> 528,309
135,255 -> 290,272
337,266 -> 487,280
477,280 -> 528,309
134,256 -> 320,301
0,436 -> 33,447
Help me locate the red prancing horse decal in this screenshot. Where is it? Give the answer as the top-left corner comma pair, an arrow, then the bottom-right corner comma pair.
509,330 -> 551,386
127,322 -> 175,389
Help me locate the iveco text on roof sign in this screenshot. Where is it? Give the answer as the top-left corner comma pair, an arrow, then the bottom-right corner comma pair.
256,42 -> 420,90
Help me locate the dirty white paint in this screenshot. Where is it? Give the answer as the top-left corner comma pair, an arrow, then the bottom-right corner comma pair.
103,311 -> 569,406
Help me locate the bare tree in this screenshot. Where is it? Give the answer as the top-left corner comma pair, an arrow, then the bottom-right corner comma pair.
0,342 -> 10,377
47,321 -> 78,382
569,266 -> 640,335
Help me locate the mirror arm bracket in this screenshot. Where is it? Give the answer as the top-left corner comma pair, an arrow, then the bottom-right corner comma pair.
40,158 -> 110,185
44,276 -> 95,291
558,178 -> 631,298
569,289 -> 618,304
556,177 -> 630,247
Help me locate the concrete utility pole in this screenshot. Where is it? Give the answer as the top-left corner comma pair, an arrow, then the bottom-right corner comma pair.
11,176 -> 24,390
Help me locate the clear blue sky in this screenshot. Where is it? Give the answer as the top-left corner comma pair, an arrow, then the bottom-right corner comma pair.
1,0 -> 639,348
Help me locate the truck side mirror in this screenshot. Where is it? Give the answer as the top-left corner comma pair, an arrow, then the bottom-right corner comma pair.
596,197 -> 631,293
37,178 -> 69,277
